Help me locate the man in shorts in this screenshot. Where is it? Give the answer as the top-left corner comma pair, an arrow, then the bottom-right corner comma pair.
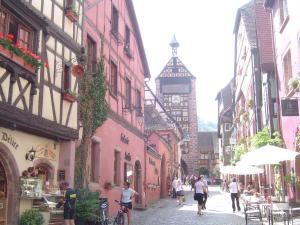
57,182 -> 76,225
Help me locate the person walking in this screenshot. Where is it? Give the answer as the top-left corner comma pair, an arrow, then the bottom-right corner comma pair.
176,179 -> 184,205
120,181 -> 139,225
194,176 -> 205,215
229,178 -> 241,212
202,176 -> 208,210
172,177 -> 178,198
56,182 -> 76,225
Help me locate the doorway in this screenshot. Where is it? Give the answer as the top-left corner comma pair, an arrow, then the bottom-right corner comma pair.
134,161 -> 142,204
160,155 -> 166,198
0,161 -> 6,225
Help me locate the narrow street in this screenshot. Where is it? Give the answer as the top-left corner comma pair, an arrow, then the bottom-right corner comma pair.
132,186 -> 261,225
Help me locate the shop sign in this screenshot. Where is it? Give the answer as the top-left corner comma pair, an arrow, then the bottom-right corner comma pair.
0,131 -> 19,150
125,152 -> 131,161
121,133 -> 129,144
281,99 -> 299,116
35,143 -> 57,161
149,158 -> 156,166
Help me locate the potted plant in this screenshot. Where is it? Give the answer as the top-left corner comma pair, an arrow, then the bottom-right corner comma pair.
63,89 -> 77,102
288,77 -> 300,90
65,5 -> 79,22
75,189 -> 100,225
20,209 -> 44,225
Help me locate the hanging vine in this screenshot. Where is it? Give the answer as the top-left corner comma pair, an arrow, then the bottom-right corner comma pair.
75,59 -> 108,188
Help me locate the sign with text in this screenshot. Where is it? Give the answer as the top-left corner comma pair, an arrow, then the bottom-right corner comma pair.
281,99 -> 299,116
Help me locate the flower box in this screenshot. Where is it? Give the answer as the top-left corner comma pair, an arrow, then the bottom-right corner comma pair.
104,182 -> 115,190
63,92 -> 76,102
65,9 -> 78,22
12,54 -> 24,67
0,45 -> 11,59
24,62 -> 36,73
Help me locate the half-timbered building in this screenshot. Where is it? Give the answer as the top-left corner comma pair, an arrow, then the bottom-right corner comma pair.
0,0 -> 83,223
84,0 -> 150,215
155,37 -> 198,175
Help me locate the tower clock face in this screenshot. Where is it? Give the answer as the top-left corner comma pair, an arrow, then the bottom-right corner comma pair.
171,95 -> 180,104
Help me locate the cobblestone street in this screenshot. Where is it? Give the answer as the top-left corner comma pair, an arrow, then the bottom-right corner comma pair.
132,186 -> 261,225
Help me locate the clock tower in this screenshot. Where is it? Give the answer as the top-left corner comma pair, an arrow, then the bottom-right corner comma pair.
155,36 -> 199,175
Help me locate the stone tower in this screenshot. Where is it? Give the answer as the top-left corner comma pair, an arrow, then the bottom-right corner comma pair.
155,36 -> 199,175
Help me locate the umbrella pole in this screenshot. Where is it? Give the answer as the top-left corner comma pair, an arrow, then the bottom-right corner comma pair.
269,164 -> 272,196
258,173 -> 261,194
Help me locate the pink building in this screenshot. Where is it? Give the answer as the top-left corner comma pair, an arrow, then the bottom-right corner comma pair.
83,0 -> 150,215
265,0 -> 300,201
144,84 -> 182,206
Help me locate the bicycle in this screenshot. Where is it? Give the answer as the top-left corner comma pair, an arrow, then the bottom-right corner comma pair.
113,200 -> 129,225
94,198 -> 111,225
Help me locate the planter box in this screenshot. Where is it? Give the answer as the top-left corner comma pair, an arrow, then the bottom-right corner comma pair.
65,9 -> 78,22
12,54 -> 24,67
63,93 -> 76,102
24,62 -> 36,73
0,45 -> 11,59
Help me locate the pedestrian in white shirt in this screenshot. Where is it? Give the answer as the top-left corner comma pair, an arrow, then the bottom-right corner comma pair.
172,177 -> 178,198
176,179 -> 184,205
228,178 -> 241,212
194,176 -> 205,215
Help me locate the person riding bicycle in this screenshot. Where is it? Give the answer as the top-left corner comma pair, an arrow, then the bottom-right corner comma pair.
120,181 -> 138,225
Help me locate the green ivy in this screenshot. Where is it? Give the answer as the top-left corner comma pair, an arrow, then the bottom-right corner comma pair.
75,59 -> 108,188
251,127 -> 283,148
20,209 -> 44,225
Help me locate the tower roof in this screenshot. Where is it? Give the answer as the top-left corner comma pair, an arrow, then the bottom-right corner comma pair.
156,57 -> 195,79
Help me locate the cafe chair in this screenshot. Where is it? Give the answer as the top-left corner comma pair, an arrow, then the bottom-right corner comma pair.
289,207 -> 300,224
244,202 -> 263,225
269,202 -> 289,225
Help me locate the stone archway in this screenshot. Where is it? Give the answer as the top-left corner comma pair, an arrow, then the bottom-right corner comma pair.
160,155 -> 167,198
134,160 -> 142,204
0,143 -> 20,225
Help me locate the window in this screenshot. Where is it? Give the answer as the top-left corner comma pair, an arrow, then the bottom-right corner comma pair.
0,9 -> 7,33
125,77 -> 131,109
111,5 -> 119,36
66,0 -> 74,7
87,36 -> 96,72
90,141 -> 100,182
283,50 -> 292,93
136,90 -> 142,115
63,65 -> 71,91
113,151 -> 121,186
124,163 -> 133,183
124,25 -> 130,52
279,0 -> 288,25
110,61 -> 118,96
224,123 -> 231,132
0,6 -> 34,50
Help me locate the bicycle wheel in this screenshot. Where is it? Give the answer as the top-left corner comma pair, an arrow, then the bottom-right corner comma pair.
113,213 -> 124,225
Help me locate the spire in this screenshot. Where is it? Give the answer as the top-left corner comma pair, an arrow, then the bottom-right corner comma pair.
170,35 -> 179,56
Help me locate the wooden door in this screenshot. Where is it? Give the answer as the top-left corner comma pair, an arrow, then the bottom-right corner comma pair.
0,162 -> 7,225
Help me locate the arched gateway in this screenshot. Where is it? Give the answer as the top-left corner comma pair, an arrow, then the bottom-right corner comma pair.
0,143 -> 20,225
134,160 -> 142,205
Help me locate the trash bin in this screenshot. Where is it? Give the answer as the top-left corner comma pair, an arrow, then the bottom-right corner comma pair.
99,198 -> 109,218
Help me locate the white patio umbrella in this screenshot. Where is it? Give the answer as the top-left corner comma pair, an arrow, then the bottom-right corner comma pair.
220,165 -> 263,175
240,144 -> 300,166
239,144 -> 300,195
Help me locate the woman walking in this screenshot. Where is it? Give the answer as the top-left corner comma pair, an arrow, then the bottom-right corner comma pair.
194,176 -> 205,215
229,178 -> 241,212
176,179 -> 184,205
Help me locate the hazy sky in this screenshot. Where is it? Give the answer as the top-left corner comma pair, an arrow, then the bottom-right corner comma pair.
132,0 -> 250,122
